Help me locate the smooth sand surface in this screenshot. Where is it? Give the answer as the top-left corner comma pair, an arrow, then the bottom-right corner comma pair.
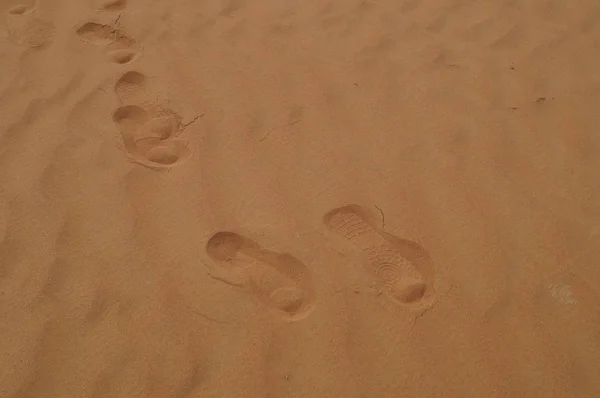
1,0 -> 600,396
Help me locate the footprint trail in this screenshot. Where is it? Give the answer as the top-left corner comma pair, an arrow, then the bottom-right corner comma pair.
112,71 -> 190,170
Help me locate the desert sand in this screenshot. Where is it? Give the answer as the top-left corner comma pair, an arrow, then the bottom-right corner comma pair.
1,0 -> 600,396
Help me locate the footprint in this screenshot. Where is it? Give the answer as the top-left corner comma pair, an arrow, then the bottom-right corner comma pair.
76,22 -> 134,47
114,70 -> 147,104
206,232 -> 315,320
6,16 -> 55,48
112,71 -> 187,170
324,204 -> 435,308
76,20 -> 138,65
113,71 -> 182,127
548,284 -> 577,305
113,106 -> 188,169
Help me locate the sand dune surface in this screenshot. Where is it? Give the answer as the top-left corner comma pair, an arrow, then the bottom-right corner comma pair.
1,0 -> 600,397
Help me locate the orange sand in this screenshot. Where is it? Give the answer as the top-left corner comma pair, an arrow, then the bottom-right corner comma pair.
1,0 -> 600,397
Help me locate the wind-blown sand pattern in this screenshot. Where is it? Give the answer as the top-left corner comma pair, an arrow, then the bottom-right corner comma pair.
1,0 -> 600,397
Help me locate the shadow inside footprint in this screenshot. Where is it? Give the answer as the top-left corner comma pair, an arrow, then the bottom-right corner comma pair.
113,105 -> 148,134
6,4 -> 34,15
324,204 -> 435,309
123,137 -> 190,170
97,0 -> 126,11
106,48 -> 138,65
206,232 -> 315,320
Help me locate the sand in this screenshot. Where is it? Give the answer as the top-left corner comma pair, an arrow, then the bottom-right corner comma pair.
1,0 -> 600,396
